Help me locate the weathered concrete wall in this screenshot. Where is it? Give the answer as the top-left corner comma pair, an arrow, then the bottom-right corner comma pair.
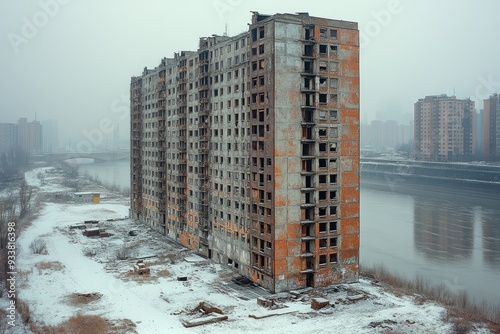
273,19 -> 304,292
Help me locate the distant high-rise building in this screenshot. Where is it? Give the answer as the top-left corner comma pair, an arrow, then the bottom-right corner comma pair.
414,95 -> 474,162
42,119 -> 59,153
18,117 -> 43,155
0,123 -> 18,156
361,119 -> 413,150
474,109 -> 484,159
130,12 -> 360,292
398,121 -> 414,147
483,94 -> 500,161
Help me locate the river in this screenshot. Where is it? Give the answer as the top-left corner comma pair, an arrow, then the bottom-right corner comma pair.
77,160 -> 500,305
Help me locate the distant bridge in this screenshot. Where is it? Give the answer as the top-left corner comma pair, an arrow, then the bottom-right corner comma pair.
31,150 -> 130,163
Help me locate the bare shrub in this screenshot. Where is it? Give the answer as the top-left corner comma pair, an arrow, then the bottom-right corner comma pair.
19,179 -> 33,219
35,261 -> 64,274
115,246 -> 130,260
83,248 -> 97,257
29,238 -> 47,254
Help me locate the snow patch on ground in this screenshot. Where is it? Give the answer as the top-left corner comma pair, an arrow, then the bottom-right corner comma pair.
7,166 -> 493,333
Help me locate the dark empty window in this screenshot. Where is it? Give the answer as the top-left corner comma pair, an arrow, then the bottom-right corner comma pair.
319,207 -> 327,217
329,253 -> 337,263
252,28 -> 257,42
329,191 -> 337,200
330,237 -> 337,248
319,45 -> 328,54
330,29 -> 337,39
319,191 -> 327,201
319,238 -> 327,248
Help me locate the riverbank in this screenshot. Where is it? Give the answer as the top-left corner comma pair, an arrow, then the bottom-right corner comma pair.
1,163 -> 498,333
361,158 -> 500,199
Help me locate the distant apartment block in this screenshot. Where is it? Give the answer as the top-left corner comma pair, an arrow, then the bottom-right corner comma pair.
483,93 -> 500,161
130,12 -> 360,292
42,119 -> 59,153
17,117 -> 43,155
361,120 -> 413,149
0,123 -> 18,156
414,95 -> 474,162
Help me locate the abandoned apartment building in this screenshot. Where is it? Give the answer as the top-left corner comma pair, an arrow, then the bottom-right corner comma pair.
130,12 -> 360,293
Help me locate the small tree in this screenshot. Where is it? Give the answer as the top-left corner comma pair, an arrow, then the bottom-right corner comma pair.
30,238 -> 47,254
19,179 -> 33,219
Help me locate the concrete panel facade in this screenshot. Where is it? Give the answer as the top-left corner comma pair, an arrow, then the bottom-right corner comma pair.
131,12 -> 359,293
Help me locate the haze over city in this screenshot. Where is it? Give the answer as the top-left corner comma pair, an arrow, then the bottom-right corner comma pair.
1,0 -> 500,147
2,2 -> 500,332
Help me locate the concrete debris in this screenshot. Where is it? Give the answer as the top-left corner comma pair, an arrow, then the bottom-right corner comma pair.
249,310 -> 297,320
133,260 -> 150,275
190,301 -> 223,315
233,276 -> 253,285
182,315 -> 228,328
347,294 -> 366,302
72,292 -> 102,300
257,297 -> 274,308
82,228 -> 111,237
368,319 -> 397,329
311,298 -> 330,310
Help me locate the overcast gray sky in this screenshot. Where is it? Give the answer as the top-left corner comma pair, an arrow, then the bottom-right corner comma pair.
1,0 -> 499,148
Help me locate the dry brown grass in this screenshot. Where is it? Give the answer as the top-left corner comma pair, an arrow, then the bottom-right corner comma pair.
361,264 -> 500,331
155,269 -> 171,277
108,318 -> 137,333
30,314 -> 110,334
66,293 -> 103,306
121,270 -> 156,283
17,299 -> 31,324
35,261 -> 64,274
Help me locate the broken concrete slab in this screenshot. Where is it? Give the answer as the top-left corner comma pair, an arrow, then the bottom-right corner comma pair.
256,297 -> 275,308
249,310 -> 297,319
311,298 -> 330,310
347,294 -> 365,302
182,315 -> 228,328
190,301 -> 223,315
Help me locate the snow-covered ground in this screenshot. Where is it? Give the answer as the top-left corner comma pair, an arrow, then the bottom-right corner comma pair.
5,166 -> 494,333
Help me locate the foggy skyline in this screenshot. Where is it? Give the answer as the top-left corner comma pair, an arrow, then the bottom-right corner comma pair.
1,0 -> 500,149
